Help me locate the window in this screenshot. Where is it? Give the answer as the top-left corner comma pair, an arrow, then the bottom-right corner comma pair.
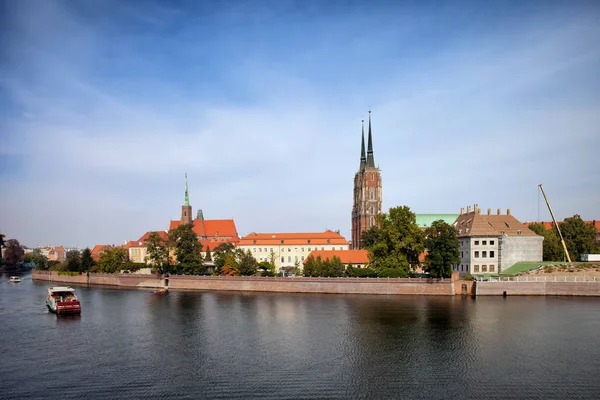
482,265 -> 488,272
489,265 -> 495,272
517,230 -> 522,235
308,240 -> 311,244
301,248 -> 304,252
295,256 -> 298,262
482,251 -> 487,258
474,265 -> 480,272
288,256 -> 291,262
321,247 -> 325,250
490,240 -> 495,245
371,173 -> 374,181
461,251 -> 464,258
474,251 -> 479,258
301,256 -> 305,261
295,248 -> 298,252
270,248 -> 273,252
308,247 -> 311,251
281,257 -> 284,262
370,216 -> 374,226
482,240 -> 487,245
253,240 -> 256,244
474,240 -> 479,245
340,247 -> 343,250
370,190 -> 374,200
490,251 -> 495,258
288,248 -> 291,252
327,239 -> 331,244
281,240 -> 284,244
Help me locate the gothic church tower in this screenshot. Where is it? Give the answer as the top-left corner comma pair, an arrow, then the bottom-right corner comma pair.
351,111 -> 382,249
181,173 -> 193,225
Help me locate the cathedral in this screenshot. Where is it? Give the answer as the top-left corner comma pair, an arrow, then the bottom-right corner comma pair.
351,111 -> 382,249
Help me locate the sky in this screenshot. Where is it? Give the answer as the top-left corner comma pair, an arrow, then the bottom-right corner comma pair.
1,0 -> 599,248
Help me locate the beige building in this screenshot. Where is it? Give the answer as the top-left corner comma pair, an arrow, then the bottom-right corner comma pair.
454,206 -> 543,276
238,230 -> 350,272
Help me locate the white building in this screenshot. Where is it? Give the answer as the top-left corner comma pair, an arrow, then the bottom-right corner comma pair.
453,206 -> 543,276
238,230 -> 350,272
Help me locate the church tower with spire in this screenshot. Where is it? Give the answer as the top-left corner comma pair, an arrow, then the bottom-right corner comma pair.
351,111 -> 382,249
181,173 -> 193,225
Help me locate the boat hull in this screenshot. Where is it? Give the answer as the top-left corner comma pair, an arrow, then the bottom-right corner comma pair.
47,300 -> 81,315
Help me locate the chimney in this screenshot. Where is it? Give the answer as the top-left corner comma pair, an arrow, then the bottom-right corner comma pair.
467,206 -> 471,213
460,208 -> 464,215
507,208 -> 511,216
475,204 -> 480,214
487,208 -> 491,215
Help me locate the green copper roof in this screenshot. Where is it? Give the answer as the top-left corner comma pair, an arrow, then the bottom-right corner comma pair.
184,173 -> 190,206
415,214 -> 459,228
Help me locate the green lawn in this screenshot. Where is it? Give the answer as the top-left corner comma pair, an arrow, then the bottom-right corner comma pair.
500,261 -> 576,276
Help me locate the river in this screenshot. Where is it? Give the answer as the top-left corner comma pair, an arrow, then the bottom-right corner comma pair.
1,271 -> 599,399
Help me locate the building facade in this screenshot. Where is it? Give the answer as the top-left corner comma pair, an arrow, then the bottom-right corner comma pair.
453,206 -> 543,276
351,111 -> 382,249
238,230 -> 350,272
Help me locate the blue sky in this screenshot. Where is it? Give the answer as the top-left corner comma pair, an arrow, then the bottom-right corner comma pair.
1,0 -> 599,248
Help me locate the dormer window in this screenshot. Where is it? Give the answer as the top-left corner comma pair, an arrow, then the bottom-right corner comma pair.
281,240 -> 284,244
327,239 -> 331,244
307,240 -> 311,244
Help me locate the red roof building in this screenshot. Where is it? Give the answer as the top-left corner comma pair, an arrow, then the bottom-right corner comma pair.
305,249 -> 369,268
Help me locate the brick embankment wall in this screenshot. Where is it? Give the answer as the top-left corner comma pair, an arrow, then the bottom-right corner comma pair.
31,270 -> 163,289
167,276 -> 455,295
476,281 -> 600,296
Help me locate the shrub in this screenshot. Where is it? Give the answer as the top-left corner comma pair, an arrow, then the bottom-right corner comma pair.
464,273 -> 473,280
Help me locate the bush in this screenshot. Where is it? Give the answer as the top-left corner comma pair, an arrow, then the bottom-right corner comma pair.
346,266 -> 378,277
464,273 -> 473,280
57,271 -> 80,276
377,268 -> 408,278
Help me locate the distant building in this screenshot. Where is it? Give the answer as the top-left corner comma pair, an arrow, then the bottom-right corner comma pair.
166,174 -> 240,263
91,245 -> 113,261
38,246 -> 67,262
238,230 -> 350,272
124,231 -> 169,264
351,111 -> 382,249
305,249 -> 370,269
453,206 -> 543,275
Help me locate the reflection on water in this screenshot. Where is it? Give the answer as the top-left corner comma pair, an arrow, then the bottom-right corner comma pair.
0,273 -> 599,399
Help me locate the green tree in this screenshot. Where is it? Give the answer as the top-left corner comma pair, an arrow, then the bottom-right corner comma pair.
28,249 -> 49,270
97,247 -> 127,273
303,255 -> 320,277
145,232 -> 168,273
365,206 -> 425,277
360,226 -> 381,249
528,223 -> 563,261
237,250 -> 258,276
560,215 -> 600,262
204,247 -> 212,261
3,239 -> 24,267
66,250 -> 82,272
213,242 -> 235,271
424,220 -> 460,278
80,247 -> 95,272
168,224 -> 204,274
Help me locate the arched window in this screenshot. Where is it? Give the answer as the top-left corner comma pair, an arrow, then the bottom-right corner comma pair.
371,173 -> 374,181
370,190 -> 374,200
370,216 -> 375,227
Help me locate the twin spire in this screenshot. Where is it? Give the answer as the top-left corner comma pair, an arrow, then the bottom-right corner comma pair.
359,111 -> 375,169
184,172 -> 190,206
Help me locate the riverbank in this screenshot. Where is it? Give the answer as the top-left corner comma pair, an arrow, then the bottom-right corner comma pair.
32,270 -> 474,296
31,270 -> 600,296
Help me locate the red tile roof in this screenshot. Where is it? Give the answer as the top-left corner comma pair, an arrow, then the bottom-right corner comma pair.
169,219 -> 238,238
455,212 -> 538,237
137,231 -> 168,243
524,220 -> 600,233
304,250 -> 368,265
240,230 -> 349,246
91,245 -> 112,260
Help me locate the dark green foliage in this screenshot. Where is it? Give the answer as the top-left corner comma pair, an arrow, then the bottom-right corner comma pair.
145,232 -> 169,273
3,239 -> 24,267
25,249 -> 49,270
528,223 -> 563,261
424,220 -> 460,278
560,215 -> 600,262
303,255 -> 344,277
345,265 -> 378,277
168,224 -> 203,273
360,227 -> 380,249
213,242 -> 235,271
97,247 -> 127,273
204,247 -> 212,261
66,250 -> 81,272
237,250 -> 258,276
80,248 -> 95,272
364,206 -> 425,277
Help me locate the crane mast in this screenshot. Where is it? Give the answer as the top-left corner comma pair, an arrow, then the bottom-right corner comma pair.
538,184 -> 571,263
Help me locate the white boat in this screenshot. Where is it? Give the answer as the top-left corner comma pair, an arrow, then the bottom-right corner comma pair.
9,276 -> 21,283
46,287 -> 81,315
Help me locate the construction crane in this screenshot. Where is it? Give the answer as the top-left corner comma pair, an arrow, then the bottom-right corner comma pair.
538,184 -> 571,262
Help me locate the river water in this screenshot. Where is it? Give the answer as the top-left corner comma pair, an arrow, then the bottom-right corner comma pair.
1,271 -> 599,399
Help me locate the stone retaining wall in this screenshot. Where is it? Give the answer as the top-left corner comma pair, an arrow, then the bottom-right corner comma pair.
477,281 -> 600,296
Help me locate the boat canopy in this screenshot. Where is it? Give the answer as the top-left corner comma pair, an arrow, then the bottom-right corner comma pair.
48,287 -> 76,293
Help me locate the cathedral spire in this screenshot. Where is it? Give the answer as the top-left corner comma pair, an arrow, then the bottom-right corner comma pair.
184,173 -> 190,206
360,119 -> 366,169
367,110 -> 375,167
